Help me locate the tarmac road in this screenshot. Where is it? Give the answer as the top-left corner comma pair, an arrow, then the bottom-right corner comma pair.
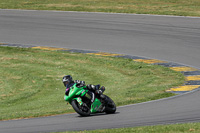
0,10 -> 200,133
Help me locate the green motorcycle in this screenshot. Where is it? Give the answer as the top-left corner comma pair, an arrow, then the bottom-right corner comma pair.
64,83 -> 116,116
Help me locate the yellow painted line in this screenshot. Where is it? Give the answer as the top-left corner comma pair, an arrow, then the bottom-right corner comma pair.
133,59 -> 167,64
87,52 -> 122,57
167,85 -> 200,92
32,46 -> 69,51
186,75 -> 200,81
169,66 -> 198,72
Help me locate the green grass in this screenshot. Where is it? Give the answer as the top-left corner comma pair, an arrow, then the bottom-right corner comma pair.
0,46 -> 184,120
0,0 -> 200,16
58,122 -> 200,133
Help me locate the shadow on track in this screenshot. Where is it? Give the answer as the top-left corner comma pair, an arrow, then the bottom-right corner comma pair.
76,112 -> 120,118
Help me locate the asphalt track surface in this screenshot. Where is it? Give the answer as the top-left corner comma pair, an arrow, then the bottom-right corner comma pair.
0,10 -> 200,133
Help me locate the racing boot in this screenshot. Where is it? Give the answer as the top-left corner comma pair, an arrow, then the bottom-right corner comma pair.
87,84 -> 102,94
95,86 -> 105,95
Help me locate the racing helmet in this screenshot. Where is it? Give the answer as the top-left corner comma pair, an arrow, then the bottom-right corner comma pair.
62,75 -> 73,87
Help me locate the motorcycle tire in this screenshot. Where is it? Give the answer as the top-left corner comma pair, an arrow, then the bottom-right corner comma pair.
104,95 -> 116,114
71,100 -> 91,116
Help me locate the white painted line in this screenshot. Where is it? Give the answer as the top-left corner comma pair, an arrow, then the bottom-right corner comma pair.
0,9 -> 200,19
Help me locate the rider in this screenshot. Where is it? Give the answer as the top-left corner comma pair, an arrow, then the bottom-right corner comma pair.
63,75 -> 106,103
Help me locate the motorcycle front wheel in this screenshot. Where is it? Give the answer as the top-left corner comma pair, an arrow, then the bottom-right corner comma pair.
71,100 -> 91,116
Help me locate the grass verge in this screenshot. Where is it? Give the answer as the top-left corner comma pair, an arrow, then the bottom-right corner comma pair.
57,122 -> 200,133
0,0 -> 200,17
0,46 -> 184,120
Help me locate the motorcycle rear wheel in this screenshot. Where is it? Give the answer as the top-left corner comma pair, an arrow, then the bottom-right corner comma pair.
104,95 -> 116,114
71,100 -> 91,116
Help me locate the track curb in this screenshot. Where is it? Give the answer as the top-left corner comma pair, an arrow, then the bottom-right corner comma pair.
1,43 -> 200,94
